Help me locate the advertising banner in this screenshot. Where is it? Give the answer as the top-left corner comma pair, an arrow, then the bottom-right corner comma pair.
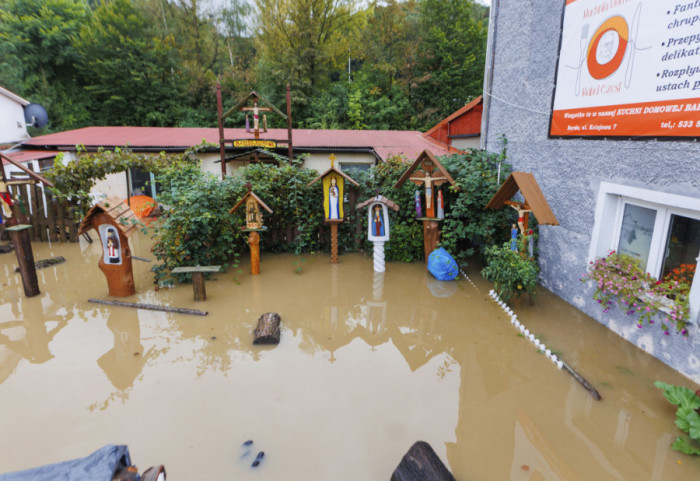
550,0 -> 700,138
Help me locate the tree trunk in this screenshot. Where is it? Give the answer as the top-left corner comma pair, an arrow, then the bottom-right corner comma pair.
391,441 -> 456,481
253,312 -> 281,345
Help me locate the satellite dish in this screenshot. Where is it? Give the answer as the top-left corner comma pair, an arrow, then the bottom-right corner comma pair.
23,103 -> 49,129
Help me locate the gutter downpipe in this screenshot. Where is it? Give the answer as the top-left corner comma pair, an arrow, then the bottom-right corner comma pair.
481,0 -> 499,154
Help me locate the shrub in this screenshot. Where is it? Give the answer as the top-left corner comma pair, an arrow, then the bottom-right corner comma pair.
481,241 -> 539,302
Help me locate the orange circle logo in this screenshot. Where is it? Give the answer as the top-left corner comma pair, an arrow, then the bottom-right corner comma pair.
586,16 -> 628,79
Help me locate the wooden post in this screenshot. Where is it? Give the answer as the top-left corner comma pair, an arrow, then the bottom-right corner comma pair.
330,222 -> 339,264
192,272 -> 206,301
287,84 -> 293,162
422,220 -> 440,264
249,231 -> 260,275
7,225 -> 40,297
217,83 -> 227,179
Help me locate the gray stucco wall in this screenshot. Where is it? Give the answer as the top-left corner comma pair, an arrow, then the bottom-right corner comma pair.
483,1 -> 700,383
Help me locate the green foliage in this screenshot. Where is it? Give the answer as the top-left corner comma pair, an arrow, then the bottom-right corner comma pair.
655,381 -> 700,456
481,242 -> 539,302
439,148 -> 513,262
582,252 -> 691,334
44,145 -> 203,215
150,163 -> 242,283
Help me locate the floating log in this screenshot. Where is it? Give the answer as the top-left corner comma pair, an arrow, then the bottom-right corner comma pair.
0,243 -> 13,253
14,256 -> 65,272
253,312 -> 281,344
562,360 -> 602,401
132,256 -> 151,262
391,441 -> 456,481
88,298 -> 208,316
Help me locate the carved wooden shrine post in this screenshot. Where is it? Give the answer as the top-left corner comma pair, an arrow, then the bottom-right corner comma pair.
307,154 -> 359,264
485,172 -> 559,257
230,183 -> 273,275
356,195 -> 399,272
393,151 -> 456,264
78,198 -> 138,297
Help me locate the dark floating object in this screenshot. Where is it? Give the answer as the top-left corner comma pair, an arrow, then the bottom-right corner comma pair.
88,298 -> 208,316
253,312 -> 281,345
0,243 -> 14,254
243,440 -> 253,446
391,441 -> 455,481
252,451 -> 265,468
14,256 -> 65,272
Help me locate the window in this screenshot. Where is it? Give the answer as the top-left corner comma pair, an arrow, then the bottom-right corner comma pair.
339,163 -> 371,174
129,168 -> 158,198
589,182 -> 700,322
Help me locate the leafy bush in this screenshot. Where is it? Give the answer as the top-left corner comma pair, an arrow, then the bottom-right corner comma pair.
481,241 -> 539,302
582,251 -> 690,335
655,381 -> 700,455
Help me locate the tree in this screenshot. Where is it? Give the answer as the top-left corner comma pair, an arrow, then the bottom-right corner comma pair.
74,0 -> 185,126
253,0 -> 361,116
0,0 -> 91,130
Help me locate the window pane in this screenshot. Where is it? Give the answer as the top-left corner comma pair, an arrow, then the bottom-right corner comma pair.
661,214 -> 700,284
617,204 -> 656,271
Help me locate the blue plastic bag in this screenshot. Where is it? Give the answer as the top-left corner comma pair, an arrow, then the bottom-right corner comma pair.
427,247 -> 459,281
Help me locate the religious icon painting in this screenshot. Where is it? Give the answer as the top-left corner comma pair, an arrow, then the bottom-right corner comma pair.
99,224 -> 122,265
323,173 -> 344,220
367,202 -> 390,242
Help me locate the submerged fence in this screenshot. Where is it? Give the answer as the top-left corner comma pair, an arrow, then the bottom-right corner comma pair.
0,179 -> 79,243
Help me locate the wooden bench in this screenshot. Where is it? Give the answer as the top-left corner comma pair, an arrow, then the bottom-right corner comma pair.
171,265 -> 221,301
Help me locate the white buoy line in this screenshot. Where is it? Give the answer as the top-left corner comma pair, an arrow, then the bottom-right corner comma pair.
459,268 -> 479,291
488,288 -> 564,369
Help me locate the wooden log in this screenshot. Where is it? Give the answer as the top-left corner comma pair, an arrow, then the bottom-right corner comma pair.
0,243 -> 13,253
192,271 -> 206,301
30,184 -> 40,240
562,361 -> 602,401
7,226 -> 40,297
253,312 -> 281,344
422,220 -> 440,264
391,441 -> 455,481
14,256 -> 65,272
88,298 -> 208,316
249,231 -> 260,275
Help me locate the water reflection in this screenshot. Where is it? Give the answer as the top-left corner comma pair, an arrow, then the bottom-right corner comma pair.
97,307 -> 144,390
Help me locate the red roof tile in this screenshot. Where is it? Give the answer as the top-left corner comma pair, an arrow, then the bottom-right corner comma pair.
24,127 -> 453,161
2,150 -> 60,165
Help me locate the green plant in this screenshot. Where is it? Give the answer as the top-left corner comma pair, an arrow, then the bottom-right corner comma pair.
655,381 -> 700,455
582,251 -> 690,335
481,241 -> 539,302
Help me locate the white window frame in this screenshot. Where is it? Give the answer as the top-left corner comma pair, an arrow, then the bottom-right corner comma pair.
588,182 -> 700,323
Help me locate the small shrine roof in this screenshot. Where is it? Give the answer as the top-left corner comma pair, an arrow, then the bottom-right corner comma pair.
485,172 -> 559,226
393,150 -> 456,189
78,197 -> 139,237
306,164 -> 359,187
229,187 -> 273,214
356,195 -> 399,212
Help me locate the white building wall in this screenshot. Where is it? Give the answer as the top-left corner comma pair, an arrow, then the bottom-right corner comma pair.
0,95 -> 29,145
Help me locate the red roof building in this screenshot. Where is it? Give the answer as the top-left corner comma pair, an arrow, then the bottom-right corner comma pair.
423,96 -> 482,150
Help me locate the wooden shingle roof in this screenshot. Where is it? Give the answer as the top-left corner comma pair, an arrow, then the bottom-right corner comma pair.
78,198 -> 139,237
485,172 -> 559,225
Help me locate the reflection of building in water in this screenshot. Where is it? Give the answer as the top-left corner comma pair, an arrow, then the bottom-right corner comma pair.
97,308 -> 144,391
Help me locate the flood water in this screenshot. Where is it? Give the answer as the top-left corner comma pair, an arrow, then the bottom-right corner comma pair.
1,233 -> 699,480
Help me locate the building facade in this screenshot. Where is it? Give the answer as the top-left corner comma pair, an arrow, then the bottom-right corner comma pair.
482,0 -> 700,382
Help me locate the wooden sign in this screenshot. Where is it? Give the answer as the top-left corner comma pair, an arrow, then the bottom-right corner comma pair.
233,140 -> 277,149
78,198 -> 138,297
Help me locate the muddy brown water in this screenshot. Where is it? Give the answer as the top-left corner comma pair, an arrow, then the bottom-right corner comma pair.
1,233 -> 699,480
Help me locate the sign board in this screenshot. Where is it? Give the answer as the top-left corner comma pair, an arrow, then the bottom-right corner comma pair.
233,139 -> 277,148
550,0 -> 700,138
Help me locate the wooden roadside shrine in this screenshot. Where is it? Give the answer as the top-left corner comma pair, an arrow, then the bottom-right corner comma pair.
485,172 -> 559,255
356,195 -> 399,272
393,150 -> 456,264
230,183 -> 273,275
0,154 -> 55,297
307,154 -> 359,264
216,88 -> 294,179
78,198 -> 138,297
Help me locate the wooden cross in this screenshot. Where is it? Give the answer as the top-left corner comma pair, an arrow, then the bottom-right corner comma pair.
241,100 -> 272,139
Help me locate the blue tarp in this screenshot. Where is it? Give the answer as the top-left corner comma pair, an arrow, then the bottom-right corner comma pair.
427,247 -> 459,281
0,445 -> 131,481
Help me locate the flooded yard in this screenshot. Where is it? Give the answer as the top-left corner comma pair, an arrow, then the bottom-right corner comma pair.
1,233 -> 699,480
